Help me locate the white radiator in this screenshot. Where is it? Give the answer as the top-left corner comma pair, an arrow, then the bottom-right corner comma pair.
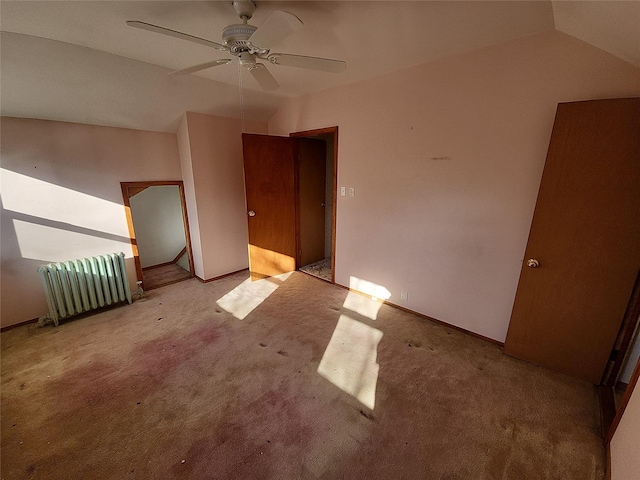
38,252 -> 133,326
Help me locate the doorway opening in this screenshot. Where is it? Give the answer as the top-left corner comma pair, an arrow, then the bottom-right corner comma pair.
121,181 -> 194,290
291,127 -> 338,283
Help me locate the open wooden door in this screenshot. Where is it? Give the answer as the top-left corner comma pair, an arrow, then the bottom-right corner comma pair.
242,134 -> 296,279
504,98 -> 640,384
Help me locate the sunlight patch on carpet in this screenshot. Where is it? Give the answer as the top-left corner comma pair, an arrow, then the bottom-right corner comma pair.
216,272 -> 292,320
343,276 -> 391,320
318,314 -> 383,409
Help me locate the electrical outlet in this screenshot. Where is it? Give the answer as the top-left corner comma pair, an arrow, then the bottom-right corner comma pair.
349,187 -> 355,197
340,186 -> 346,196
400,290 -> 408,301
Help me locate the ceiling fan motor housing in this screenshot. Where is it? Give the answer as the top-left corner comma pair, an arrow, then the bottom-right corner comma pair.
222,24 -> 258,53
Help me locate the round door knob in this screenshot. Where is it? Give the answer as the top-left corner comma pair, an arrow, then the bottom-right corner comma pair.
526,259 -> 540,268
248,210 -> 256,217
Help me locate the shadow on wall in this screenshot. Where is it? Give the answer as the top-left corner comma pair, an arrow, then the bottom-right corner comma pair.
0,168 -> 135,326
1,169 -> 133,262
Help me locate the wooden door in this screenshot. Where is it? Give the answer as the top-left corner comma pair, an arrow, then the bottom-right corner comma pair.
504,98 -> 640,384
242,134 -> 296,279
298,138 -> 327,267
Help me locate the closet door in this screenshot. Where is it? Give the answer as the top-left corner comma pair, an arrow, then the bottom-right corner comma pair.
504,98 -> 640,384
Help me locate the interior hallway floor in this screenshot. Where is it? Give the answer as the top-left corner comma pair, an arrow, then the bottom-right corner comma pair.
142,262 -> 192,290
1,271 -> 604,479
299,258 -> 332,282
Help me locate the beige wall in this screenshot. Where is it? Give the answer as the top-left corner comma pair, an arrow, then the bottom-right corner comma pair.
269,30 -> 640,342
177,116 -> 205,279
610,362 -> 640,480
177,112 -> 267,280
1,117 -> 181,327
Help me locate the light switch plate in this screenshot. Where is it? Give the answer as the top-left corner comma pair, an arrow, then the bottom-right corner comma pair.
349,187 -> 355,197
340,186 -> 346,196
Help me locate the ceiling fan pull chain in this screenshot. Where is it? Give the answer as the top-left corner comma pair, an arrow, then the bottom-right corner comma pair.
237,60 -> 245,133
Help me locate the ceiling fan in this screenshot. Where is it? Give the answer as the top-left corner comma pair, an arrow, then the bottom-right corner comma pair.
126,0 -> 346,91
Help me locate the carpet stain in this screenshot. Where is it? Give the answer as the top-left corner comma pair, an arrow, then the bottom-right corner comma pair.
13,322 -> 230,479
192,322 -> 223,345
132,335 -> 197,378
1,271 -> 606,480
173,432 -> 276,480
245,389 -> 315,447
131,323 -> 223,378
39,323 -> 226,417
51,360 -> 121,409
169,438 -> 213,477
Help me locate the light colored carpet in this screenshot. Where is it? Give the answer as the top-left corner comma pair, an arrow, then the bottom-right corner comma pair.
1,271 -> 604,479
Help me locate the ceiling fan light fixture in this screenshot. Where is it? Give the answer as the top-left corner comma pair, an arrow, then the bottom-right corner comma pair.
238,51 -> 256,67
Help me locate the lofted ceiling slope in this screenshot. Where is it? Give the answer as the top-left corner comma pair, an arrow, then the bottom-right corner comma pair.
0,1 -> 638,132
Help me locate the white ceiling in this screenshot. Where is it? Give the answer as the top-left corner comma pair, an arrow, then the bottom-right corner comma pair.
1,1 -> 638,132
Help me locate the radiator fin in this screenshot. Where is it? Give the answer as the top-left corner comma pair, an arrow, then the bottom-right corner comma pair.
38,252 -> 132,326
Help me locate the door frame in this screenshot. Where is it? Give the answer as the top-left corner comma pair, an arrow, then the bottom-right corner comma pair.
121,181 -> 194,288
605,356 -> 640,477
603,271 -> 640,387
599,273 -> 640,438
290,126 -> 338,283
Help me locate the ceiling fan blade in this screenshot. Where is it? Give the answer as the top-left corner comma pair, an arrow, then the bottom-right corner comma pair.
248,64 -> 279,91
169,59 -> 233,76
126,20 -> 228,51
267,53 -> 346,73
248,11 -> 303,49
